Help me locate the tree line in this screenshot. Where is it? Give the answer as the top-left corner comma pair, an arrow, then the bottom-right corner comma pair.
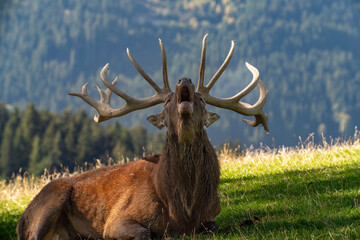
0,103 -> 164,177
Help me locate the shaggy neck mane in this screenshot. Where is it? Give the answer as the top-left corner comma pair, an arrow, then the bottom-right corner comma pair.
153,127 -> 220,231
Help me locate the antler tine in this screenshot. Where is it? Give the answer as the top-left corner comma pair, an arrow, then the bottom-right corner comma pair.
206,40 -> 235,92
196,36 -> 235,94
159,38 -> 171,93
96,76 -> 118,106
69,82 -> 97,109
230,62 -> 260,102
197,34 -> 208,92
127,48 -> 163,94
68,70 -> 119,123
100,64 -> 137,103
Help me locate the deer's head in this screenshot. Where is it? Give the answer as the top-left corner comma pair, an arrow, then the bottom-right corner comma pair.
147,77 -> 220,143
69,35 -> 269,143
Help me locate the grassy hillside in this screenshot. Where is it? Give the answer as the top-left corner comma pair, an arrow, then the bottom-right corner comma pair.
1,136 -> 360,239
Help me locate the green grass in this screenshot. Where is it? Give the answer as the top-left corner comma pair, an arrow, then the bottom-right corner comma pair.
0,200 -> 25,240
1,138 -> 360,239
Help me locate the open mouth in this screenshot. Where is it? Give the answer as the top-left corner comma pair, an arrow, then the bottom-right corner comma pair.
177,84 -> 194,117
178,86 -> 192,103
176,78 -> 195,117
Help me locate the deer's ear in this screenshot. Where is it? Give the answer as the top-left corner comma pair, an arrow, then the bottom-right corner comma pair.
147,113 -> 166,129
205,111 -> 220,128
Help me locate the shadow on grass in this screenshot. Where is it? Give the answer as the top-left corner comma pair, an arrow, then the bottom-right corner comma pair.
217,163 -> 360,238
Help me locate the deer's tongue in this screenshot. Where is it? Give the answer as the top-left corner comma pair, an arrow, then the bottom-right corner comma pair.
178,101 -> 193,116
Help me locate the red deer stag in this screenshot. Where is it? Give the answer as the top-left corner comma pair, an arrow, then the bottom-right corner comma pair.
17,35 -> 269,240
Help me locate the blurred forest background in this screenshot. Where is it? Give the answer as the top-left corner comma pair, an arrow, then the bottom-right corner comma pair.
1,0 -> 360,176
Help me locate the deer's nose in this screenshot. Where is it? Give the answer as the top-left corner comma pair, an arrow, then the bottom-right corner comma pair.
178,78 -> 193,85
176,78 -> 195,105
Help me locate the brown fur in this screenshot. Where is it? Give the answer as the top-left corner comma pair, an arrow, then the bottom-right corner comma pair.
17,79 -> 221,239
154,130 -> 220,233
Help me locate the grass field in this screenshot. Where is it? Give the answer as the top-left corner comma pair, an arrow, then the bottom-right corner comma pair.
1,135 -> 360,239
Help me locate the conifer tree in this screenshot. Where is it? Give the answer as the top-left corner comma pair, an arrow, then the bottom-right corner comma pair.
76,120 -> 92,165
49,130 -> 64,168
28,135 -> 42,175
63,119 -> 77,167
0,103 -> 9,143
0,108 -> 20,177
119,126 -> 134,158
13,104 -> 42,171
39,120 -> 58,172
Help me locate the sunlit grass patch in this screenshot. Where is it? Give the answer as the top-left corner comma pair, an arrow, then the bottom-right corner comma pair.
0,170 -> 61,240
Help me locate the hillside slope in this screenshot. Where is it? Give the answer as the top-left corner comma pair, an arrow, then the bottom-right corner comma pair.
1,0 -> 360,146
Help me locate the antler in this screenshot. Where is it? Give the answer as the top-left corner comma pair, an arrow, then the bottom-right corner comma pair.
69,39 -> 172,123
196,35 -> 269,134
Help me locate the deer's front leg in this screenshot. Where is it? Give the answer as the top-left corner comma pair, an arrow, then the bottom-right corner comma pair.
103,219 -> 150,240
